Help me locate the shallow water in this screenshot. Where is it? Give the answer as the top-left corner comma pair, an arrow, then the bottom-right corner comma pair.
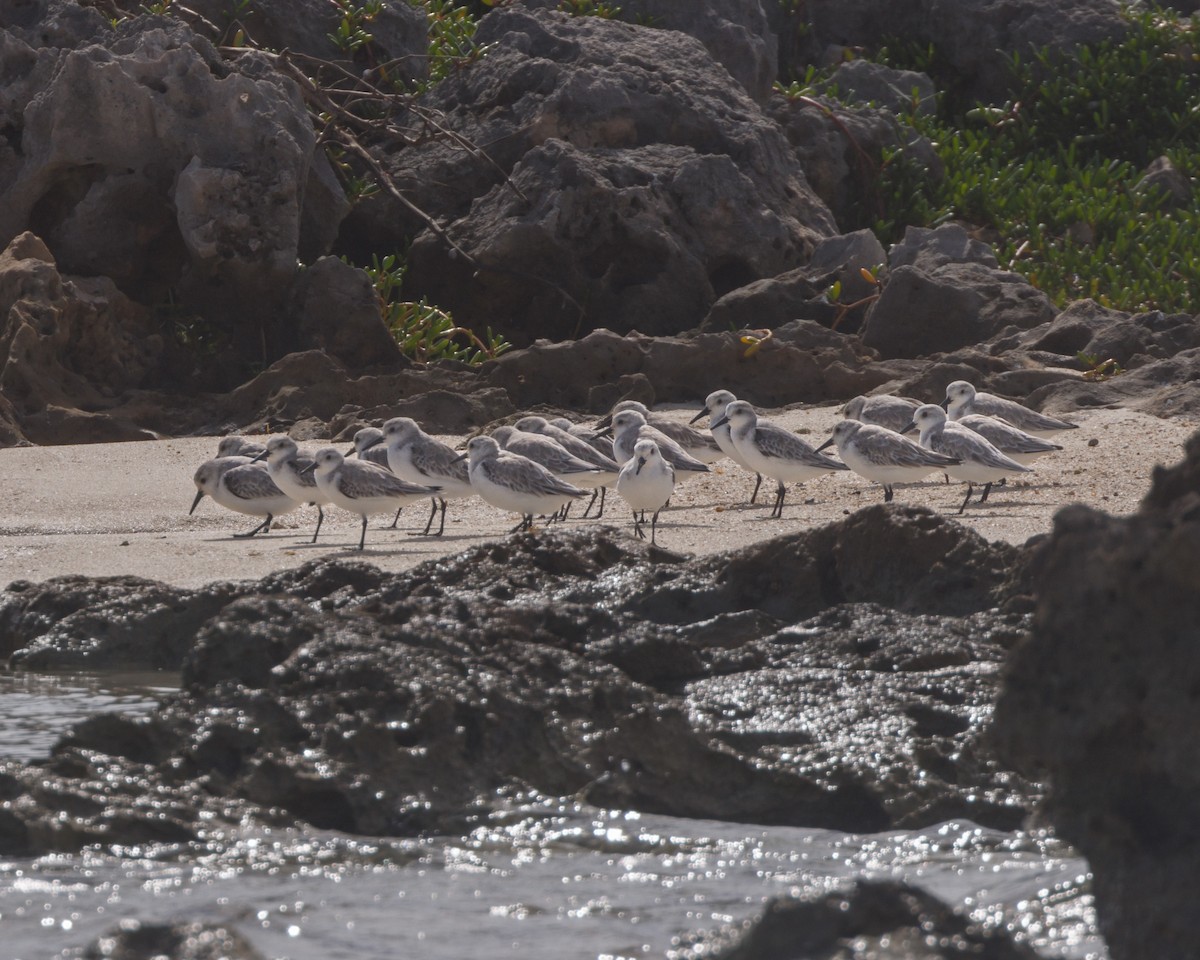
0,674 -> 1107,960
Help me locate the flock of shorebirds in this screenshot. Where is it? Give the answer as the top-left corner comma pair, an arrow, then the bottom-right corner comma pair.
189,380 -> 1078,549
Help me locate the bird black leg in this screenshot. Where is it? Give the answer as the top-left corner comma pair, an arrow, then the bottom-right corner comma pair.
422,498 -> 439,535
632,510 -> 646,540
957,484 -> 975,515
582,488 -> 600,518
883,485 -> 894,503
650,509 -> 660,545
594,486 -> 606,519
750,473 -> 763,504
769,480 -> 787,519
390,506 -> 404,529
434,498 -> 448,536
358,514 -> 368,550
311,506 -> 324,544
510,514 -> 534,533
234,514 -> 273,538
978,482 -> 993,504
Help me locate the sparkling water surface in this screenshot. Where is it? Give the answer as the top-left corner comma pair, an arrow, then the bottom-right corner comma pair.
0,674 -> 1106,960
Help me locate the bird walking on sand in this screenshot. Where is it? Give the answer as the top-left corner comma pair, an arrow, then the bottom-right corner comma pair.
254,436 -> 330,543
690,389 -> 763,504
456,435 -> 588,533
817,420 -> 961,503
711,400 -> 848,519
904,404 -> 1032,513
373,417 -> 474,537
514,415 -> 620,519
954,413 -> 1063,465
942,380 -> 1078,438
616,438 -> 675,544
190,456 -> 300,538
600,410 -> 711,483
602,400 -> 724,464
841,394 -> 922,434
306,448 -> 441,550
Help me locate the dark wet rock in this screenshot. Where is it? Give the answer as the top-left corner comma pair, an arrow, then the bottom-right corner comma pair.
357,6 -> 833,342
1,509 -> 1037,853
676,878 -> 1040,959
992,431 -> 1200,960
83,918 -> 266,960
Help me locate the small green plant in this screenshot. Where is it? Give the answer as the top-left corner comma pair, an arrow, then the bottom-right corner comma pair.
558,0 -> 621,18
328,0 -> 383,57
1077,351 -> 1124,381
364,254 -> 511,365
140,0 -> 174,13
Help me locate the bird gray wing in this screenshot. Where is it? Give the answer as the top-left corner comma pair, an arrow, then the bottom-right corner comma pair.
939,427 -> 1029,471
755,423 -> 849,470
650,417 -> 722,453
858,430 -> 960,467
342,462 -> 438,498
487,456 -> 586,497
225,464 -> 288,500
412,438 -> 470,483
644,427 -> 709,472
961,416 -> 1061,454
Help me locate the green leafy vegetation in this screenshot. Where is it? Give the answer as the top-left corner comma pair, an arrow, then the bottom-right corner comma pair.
869,6 -> 1200,315
363,254 -> 512,366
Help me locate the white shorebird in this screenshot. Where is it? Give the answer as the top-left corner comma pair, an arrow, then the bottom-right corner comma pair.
601,410 -> 711,483
603,400 -> 724,463
841,394 -> 922,434
374,417 -> 474,537
817,420 -> 961,503
305,448 -> 440,550
216,436 -> 266,460
616,439 -> 675,544
253,436 -> 330,543
190,456 -> 300,537
711,400 -> 848,519
942,380 -> 1079,438
455,435 -> 588,532
904,404 -> 1032,513
954,414 -> 1063,465
348,426 -> 392,469
492,424 -> 606,519
514,415 -> 620,518
689,389 -> 763,504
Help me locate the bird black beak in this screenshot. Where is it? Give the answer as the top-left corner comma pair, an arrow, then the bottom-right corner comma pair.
635,456 -> 646,475
710,413 -> 729,430
361,434 -> 385,452
815,436 -> 835,453
899,420 -> 917,435
189,489 -> 205,515
250,450 -> 267,462
688,407 -> 708,425
299,462 -> 316,476
450,452 -> 468,464
939,398 -> 949,410
593,425 -> 613,439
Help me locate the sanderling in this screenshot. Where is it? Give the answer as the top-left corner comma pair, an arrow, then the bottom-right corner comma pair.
216,436 -> 266,459
841,394 -> 922,433
817,420 -> 961,503
514,415 -> 620,518
252,437 -> 331,543
601,410 -> 711,481
378,416 -> 474,536
348,427 -> 392,469
943,380 -> 1079,437
492,424 -> 606,486
711,400 -> 848,518
190,456 -> 300,537
954,413 -> 1063,464
689,389 -> 763,504
604,400 -> 724,463
306,448 -> 441,550
616,439 -> 675,544
905,404 -> 1032,512
456,435 -> 587,532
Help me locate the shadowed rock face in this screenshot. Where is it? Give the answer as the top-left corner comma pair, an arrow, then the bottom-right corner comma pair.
0,506 -> 1037,855
993,429 -> 1200,960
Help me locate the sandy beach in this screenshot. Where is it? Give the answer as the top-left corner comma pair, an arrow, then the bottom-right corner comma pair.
0,404 -> 1193,589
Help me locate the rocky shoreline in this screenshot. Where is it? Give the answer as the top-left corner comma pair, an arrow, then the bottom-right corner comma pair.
4,0 -> 1200,956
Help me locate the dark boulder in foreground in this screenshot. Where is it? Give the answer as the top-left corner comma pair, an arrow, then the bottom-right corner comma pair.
0,506 -> 1037,855
993,428 -> 1200,960
82,919 -> 266,960
675,879 -> 1039,959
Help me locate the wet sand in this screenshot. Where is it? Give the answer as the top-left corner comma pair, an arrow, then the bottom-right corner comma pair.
0,404 -> 1193,589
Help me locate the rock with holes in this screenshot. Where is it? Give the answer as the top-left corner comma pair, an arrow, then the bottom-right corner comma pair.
349,5 -> 834,343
